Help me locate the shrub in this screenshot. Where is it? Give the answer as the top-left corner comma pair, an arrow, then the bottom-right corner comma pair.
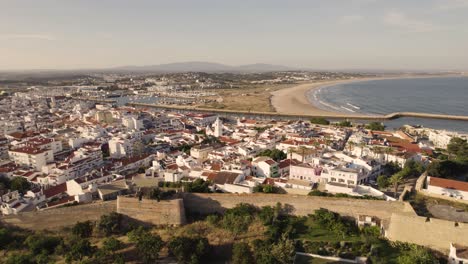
168,236 -> 209,264
72,221 -> 94,238
97,212 -> 123,236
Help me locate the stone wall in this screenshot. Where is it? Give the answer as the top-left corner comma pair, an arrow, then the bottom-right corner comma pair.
182,193 -> 414,227
117,196 -> 186,226
1,201 -> 116,230
386,213 -> 468,253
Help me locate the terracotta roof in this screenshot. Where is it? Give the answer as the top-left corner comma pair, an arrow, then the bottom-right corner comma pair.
43,183 -> 67,198
429,177 -> 468,192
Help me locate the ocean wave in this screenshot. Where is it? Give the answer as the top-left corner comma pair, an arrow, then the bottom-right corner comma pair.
346,103 -> 360,110
341,106 -> 356,113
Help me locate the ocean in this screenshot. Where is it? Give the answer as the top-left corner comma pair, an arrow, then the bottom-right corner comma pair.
309,76 -> 468,132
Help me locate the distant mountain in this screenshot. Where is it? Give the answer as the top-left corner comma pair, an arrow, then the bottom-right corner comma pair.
111,61 -> 295,73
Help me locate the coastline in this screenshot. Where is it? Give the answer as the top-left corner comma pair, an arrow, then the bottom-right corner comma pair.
270,74 -> 466,117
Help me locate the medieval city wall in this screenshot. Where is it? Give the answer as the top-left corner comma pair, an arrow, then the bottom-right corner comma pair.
386,213 -> 468,253
116,196 -> 186,226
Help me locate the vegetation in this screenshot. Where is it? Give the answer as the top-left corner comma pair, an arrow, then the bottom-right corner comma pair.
71,221 -> 94,238
96,212 -> 123,236
128,227 -> 164,263
253,184 -> 282,194
10,176 -> 31,194
310,118 -> 330,125
308,190 -> 384,200
256,148 -> 287,162
377,175 -> 390,189
336,120 -> 352,127
365,122 -> 385,131
0,204 -> 441,263
426,137 -> 468,180
232,242 -> 254,264
168,236 -> 209,264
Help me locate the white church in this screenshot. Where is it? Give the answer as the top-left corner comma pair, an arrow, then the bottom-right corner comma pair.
206,116 -> 223,137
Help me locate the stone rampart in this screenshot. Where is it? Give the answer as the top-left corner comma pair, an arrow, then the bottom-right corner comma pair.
117,196 -> 186,226
0,201 -> 116,230
386,213 -> 468,253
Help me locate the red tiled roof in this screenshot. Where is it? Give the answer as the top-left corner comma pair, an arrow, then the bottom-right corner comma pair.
43,183 -> 67,198
429,177 -> 468,192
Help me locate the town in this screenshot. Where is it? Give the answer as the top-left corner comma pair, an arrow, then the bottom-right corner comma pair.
0,73 -> 467,263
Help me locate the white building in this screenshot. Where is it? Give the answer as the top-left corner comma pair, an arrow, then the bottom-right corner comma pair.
426,176 -> 468,201
289,163 -> 322,183
122,115 -> 144,131
252,156 -> 279,178
9,147 -> 54,171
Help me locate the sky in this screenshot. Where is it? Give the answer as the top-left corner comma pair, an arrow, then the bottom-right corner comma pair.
1,0 -> 468,71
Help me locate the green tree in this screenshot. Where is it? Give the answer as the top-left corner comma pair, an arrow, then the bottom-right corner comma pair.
232,242 -> 254,264
256,149 -> 287,162
336,120 -> 352,127
252,239 -> 279,264
135,234 -> 164,263
72,220 -> 94,238
97,212 -> 123,236
10,177 -> 31,193
102,237 -> 123,253
389,172 -> 405,198
447,137 -> 468,161
271,233 -> 296,264
397,245 -> 437,264
5,253 -> 34,264
65,238 -> 95,262
377,175 -> 389,189
168,236 -> 209,264
310,118 -> 330,125
25,234 -> 61,254
0,228 -> 12,249
365,122 -> 385,131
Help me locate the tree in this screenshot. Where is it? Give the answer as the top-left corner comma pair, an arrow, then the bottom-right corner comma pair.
447,137 -> 468,161
5,253 -> 34,264
336,120 -> 352,127
102,237 -> 123,253
72,221 -> 94,238
10,177 -> 31,193
0,228 -> 12,249
168,236 -> 209,264
135,234 -> 164,263
25,234 -> 61,254
66,238 -> 95,262
376,175 -> 389,189
271,233 -> 296,264
232,242 -> 254,264
252,239 -> 279,264
397,245 -> 437,264
365,122 -> 385,131
389,172 -> 404,198
310,118 -> 330,125
256,149 -> 287,162
97,212 -> 123,236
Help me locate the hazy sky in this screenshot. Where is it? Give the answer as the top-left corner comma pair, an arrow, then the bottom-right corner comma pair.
1,0 -> 468,70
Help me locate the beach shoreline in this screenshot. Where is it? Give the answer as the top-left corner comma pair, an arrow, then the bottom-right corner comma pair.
270,74 -> 465,117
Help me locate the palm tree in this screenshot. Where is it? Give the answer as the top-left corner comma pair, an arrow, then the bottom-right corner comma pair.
347,141 -> 355,153
389,172 -> 404,198
358,142 -> 366,157
384,147 -> 394,163
299,146 -> 308,163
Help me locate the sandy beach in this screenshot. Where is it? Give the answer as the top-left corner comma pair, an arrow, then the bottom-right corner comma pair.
271,79 -> 367,116
270,75 -> 463,117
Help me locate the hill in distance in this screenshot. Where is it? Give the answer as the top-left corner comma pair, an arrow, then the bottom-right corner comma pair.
111,61 -> 295,73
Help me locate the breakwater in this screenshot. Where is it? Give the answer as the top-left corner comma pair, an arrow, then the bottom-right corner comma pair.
127,102 -> 468,122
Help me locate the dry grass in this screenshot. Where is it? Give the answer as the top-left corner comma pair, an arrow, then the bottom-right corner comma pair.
196,84 -> 295,112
